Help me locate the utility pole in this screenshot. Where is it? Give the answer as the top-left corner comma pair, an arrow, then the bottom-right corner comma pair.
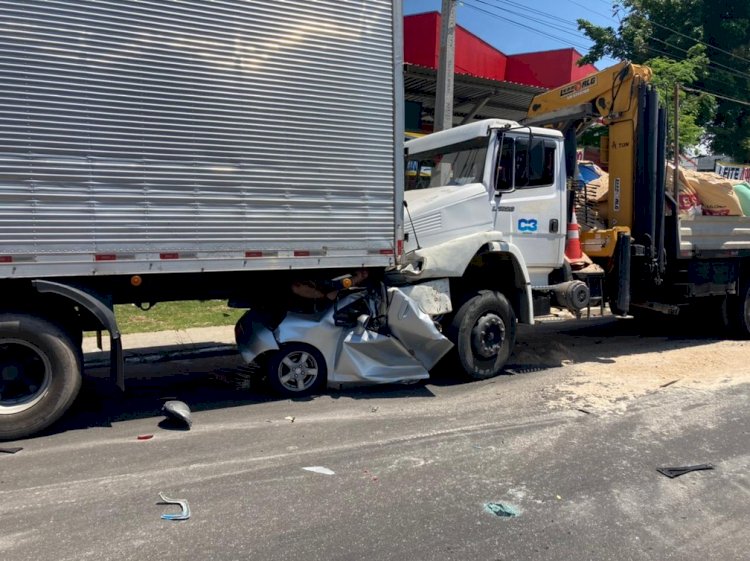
673,82 -> 679,196
434,0 -> 456,132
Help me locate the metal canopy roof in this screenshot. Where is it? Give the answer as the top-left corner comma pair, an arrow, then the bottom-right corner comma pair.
404,63 -> 546,127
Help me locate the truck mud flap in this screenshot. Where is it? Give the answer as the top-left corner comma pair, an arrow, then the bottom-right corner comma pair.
32,280 -> 124,390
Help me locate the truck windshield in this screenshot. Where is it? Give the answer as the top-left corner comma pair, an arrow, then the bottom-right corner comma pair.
406,139 -> 487,190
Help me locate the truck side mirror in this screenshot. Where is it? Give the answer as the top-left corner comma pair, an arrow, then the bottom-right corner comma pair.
494,136 -> 516,195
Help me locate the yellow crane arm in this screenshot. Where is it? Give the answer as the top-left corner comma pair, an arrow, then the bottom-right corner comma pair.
523,61 -> 653,234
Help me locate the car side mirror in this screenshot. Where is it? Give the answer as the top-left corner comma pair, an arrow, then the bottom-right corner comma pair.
354,314 -> 371,335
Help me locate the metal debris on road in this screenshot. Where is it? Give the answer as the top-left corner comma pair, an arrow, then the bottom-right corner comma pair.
657,464 -> 714,478
158,493 -> 191,521
0,446 -> 23,454
161,400 -> 193,430
302,466 -> 335,475
484,502 -> 520,518
659,379 -> 679,388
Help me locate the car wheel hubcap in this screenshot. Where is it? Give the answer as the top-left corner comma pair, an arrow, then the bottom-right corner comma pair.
278,351 -> 319,391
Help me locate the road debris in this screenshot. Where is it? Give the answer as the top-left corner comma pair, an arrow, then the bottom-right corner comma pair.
657,464 -> 714,478
0,446 -> 23,454
158,493 -> 191,521
659,379 -> 679,388
137,434 -> 154,441
161,400 -> 192,430
285,416 -> 295,423
484,502 -> 520,518
577,408 -> 592,415
302,466 -> 335,475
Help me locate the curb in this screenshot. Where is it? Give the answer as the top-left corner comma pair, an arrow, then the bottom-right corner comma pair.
84,343 -> 238,369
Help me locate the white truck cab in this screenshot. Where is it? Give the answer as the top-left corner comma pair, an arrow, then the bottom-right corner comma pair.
404,119 -> 567,287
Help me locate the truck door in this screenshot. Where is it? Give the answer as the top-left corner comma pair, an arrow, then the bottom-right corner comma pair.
492,132 -> 566,286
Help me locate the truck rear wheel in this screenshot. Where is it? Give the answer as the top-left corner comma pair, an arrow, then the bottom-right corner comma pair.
448,290 -> 516,380
0,314 -> 82,441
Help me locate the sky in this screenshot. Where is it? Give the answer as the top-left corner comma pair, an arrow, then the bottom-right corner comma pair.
403,0 -> 622,69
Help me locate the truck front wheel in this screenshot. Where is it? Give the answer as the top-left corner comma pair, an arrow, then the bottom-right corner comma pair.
448,290 -> 516,380
0,314 -> 82,441
728,284 -> 750,339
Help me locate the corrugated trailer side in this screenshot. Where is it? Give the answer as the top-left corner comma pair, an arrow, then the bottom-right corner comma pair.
0,0 -> 404,440
0,0 -> 402,278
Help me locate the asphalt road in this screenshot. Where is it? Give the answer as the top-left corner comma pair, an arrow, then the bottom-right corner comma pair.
1,318 -> 749,561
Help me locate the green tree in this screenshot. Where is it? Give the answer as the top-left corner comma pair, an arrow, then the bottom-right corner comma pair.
577,0 -> 750,161
646,46 -> 717,153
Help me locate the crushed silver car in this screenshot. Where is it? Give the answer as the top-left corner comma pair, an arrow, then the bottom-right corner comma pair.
234,283 -> 453,396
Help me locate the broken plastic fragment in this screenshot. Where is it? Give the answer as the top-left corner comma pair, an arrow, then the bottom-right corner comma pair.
161,400 -> 192,430
159,492 -> 191,521
302,466 -> 335,475
137,434 -> 154,441
657,464 -> 714,478
285,416 -> 295,423
484,502 -> 520,518
0,447 -> 23,454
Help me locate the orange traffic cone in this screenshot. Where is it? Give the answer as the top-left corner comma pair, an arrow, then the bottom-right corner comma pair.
565,210 -> 584,263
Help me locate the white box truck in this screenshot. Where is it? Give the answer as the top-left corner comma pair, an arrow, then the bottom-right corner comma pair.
0,0 -> 407,438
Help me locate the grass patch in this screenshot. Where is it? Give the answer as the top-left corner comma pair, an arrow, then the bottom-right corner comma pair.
114,300 -> 244,334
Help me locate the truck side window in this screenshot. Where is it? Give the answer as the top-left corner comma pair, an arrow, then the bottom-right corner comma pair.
505,137 -> 556,189
496,139 -> 514,190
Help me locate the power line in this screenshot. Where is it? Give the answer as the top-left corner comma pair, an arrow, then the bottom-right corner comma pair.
461,1 -> 593,53
682,85 -> 750,108
562,0 -> 618,22
563,0 -> 750,66
641,43 -> 750,98
576,0 -> 750,66
490,0 -> 582,30
476,0 -> 750,85
647,36 -> 750,82
446,0 -> 750,101
471,0 -> 592,39
496,0 -> 750,84
645,19 -> 750,66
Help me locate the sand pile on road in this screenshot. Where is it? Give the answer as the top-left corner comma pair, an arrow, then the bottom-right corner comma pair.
513,317 -> 750,413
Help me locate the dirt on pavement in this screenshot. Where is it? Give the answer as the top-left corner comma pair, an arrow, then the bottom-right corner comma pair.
511,311 -> 750,414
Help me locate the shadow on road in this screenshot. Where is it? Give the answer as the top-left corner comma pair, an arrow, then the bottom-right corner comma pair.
47,313 -> 734,438
47,350 -> 439,438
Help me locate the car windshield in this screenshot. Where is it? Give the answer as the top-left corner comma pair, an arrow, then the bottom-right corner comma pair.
406,139 -> 487,190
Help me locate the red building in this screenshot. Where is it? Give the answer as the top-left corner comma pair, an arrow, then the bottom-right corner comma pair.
404,12 -> 597,89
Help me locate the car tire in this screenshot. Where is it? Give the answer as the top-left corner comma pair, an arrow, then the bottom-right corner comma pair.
267,343 -> 327,397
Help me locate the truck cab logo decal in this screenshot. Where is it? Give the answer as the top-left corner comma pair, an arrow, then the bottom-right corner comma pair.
517,218 -> 538,232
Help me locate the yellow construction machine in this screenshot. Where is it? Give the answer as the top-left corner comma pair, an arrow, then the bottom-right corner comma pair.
523,61 -> 670,314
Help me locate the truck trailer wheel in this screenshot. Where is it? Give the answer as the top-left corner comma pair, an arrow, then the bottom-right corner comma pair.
0,314 -> 82,441
267,343 -> 327,398
448,290 -> 516,380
